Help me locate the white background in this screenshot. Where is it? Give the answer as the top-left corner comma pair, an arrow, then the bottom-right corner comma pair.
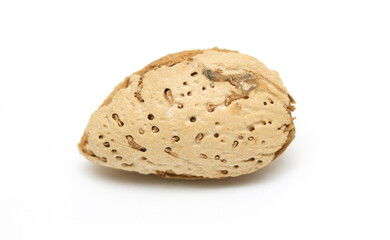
1,1 -> 389,239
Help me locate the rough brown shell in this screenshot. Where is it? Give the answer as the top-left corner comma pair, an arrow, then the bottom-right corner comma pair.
79,48 -> 295,179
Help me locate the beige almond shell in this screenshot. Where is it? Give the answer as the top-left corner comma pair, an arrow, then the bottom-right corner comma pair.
78,48 -> 296,179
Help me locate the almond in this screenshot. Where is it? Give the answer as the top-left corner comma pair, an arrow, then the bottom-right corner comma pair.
78,48 -> 295,179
